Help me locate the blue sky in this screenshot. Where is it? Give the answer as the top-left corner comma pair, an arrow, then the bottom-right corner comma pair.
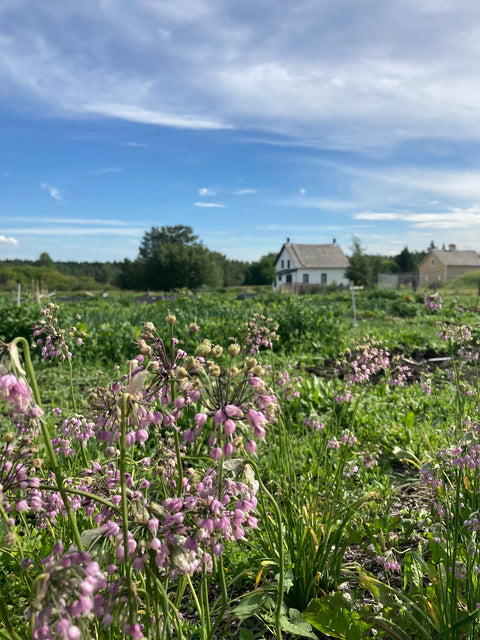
2,0 -> 480,263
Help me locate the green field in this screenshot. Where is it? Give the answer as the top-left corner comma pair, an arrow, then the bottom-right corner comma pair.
0,288 -> 479,639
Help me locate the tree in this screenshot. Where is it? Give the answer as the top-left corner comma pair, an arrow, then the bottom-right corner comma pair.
244,253 -> 276,285
37,252 -> 54,268
394,247 -> 417,272
345,237 -> 375,287
139,225 -> 199,262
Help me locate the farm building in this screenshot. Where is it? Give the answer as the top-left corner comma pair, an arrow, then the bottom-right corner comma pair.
274,239 -> 350,291
418,244 -> 480,285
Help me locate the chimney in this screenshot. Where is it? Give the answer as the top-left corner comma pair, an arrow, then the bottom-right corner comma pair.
448,243 -> 456,251
286,237 -> 290,244
332,238 -> 336,244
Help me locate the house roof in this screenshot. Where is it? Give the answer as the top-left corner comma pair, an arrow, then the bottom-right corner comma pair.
420,248 -> 480,268
275,243 -> 349,269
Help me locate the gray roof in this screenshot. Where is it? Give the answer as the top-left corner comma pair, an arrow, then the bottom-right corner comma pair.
282,243 -> 349,269
427,248 -> 480,267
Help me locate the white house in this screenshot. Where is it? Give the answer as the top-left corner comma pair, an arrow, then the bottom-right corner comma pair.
274,239 -> 350,290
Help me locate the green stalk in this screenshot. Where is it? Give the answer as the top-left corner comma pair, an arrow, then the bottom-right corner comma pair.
0,590 -> 24,640
247,458 -> 284,640
13,337 -> 82,550
120,393 -> 136,627
67,356 -> 77,413
187,573 -> 208,640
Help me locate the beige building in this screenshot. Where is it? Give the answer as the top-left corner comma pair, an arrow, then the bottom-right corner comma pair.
418,244 -> 480,285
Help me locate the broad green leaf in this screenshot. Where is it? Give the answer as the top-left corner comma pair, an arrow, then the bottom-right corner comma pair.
303,594 -> 372,640
279,608 -> 317,638
232,592 -> 265,621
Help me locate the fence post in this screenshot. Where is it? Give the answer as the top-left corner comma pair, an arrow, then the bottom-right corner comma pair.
17,282 -> 21,306
350,286 -> 358,332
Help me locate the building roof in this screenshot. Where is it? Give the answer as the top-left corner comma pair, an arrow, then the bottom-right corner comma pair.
276,243 -> 349,269
420,248 -> 480,268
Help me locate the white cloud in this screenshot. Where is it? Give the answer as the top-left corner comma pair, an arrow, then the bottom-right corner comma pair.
299,188 -> 307,196
0,235 -> 18,245
198,187 -> 216,197
8,226 -> 144,237
82,103 -> 233,130
92,166 -> 123,174
354,206 -> 480,229
40,182 -> 62,201
1,1 -> 480,149
234,188 -> 257,195
194,202 -> 226,208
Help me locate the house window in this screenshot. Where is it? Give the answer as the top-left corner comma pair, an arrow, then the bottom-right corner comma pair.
278,275 -> 282,281
303,274 -> 309,284
431,258 -> 435,266
287,260 -> 290,268
321,273 -> 327,284
281,260 -> 284,268
286,275 -> 292,283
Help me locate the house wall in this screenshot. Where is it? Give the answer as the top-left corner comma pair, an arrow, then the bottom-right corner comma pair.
419,254 -> 446,284
445,265 -> 480,282
296,268 -> 349,285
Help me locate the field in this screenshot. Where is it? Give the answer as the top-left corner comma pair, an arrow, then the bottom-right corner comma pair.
0,287 -> 480,639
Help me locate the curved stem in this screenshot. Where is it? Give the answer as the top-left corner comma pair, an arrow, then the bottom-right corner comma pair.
12,337 -> 82,550
120,393 -> 136,627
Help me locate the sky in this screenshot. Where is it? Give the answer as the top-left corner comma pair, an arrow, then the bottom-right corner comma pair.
2,0 -> 480,263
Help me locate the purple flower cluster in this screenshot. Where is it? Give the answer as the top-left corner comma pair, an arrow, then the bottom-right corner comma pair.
32,303 -> 83,360
242,313 -> 279,355
52,416 -> 95,456
0,372 -> 43,419
338,339 -> 412,388
304,414 -> 324,431
26,543 -> 108,640
423,291 -> 443,311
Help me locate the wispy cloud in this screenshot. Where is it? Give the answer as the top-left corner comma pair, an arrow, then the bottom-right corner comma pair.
91,166 -> 123,174
8,226 -> 144,237
2,1 -> 480,149
122,142 -> 148,148
0,235 -> 18,245
234,188 -> 257,195
194,202 -> 226,208
299,188 -> 307,196
40,182 -> 62,201
82,103 -> 233,131
2,216 -> 142,226
354,206 -> 480,229
198,187 -> 216,197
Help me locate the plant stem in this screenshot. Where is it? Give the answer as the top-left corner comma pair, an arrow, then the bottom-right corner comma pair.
120,393 -> 136,627
13,337 -> 82,550
0,590 -> 24,640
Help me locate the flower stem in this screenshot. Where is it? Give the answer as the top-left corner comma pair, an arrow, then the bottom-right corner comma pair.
120,393 -> 136,628
13,337 -> 83,550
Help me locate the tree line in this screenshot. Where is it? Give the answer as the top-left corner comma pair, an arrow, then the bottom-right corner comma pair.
0,226 -> 276,292
0,227 -> 436,292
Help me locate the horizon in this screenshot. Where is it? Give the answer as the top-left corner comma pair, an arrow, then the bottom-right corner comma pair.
2,1 -> 480,263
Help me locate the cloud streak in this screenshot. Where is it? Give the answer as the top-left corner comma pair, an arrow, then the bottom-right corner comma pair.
40,182 -> 61,201
194,202 -> 226,208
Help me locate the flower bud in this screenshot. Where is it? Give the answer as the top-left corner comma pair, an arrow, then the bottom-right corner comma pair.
197,341 -> 211,357
144,322 -> 155,331
3,432 -> 15,443
228,343 -> 241,357
212,345 -> 223,359
175,367 -> 188,379
165,314 -> 176,326
189,322 -> 200,333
